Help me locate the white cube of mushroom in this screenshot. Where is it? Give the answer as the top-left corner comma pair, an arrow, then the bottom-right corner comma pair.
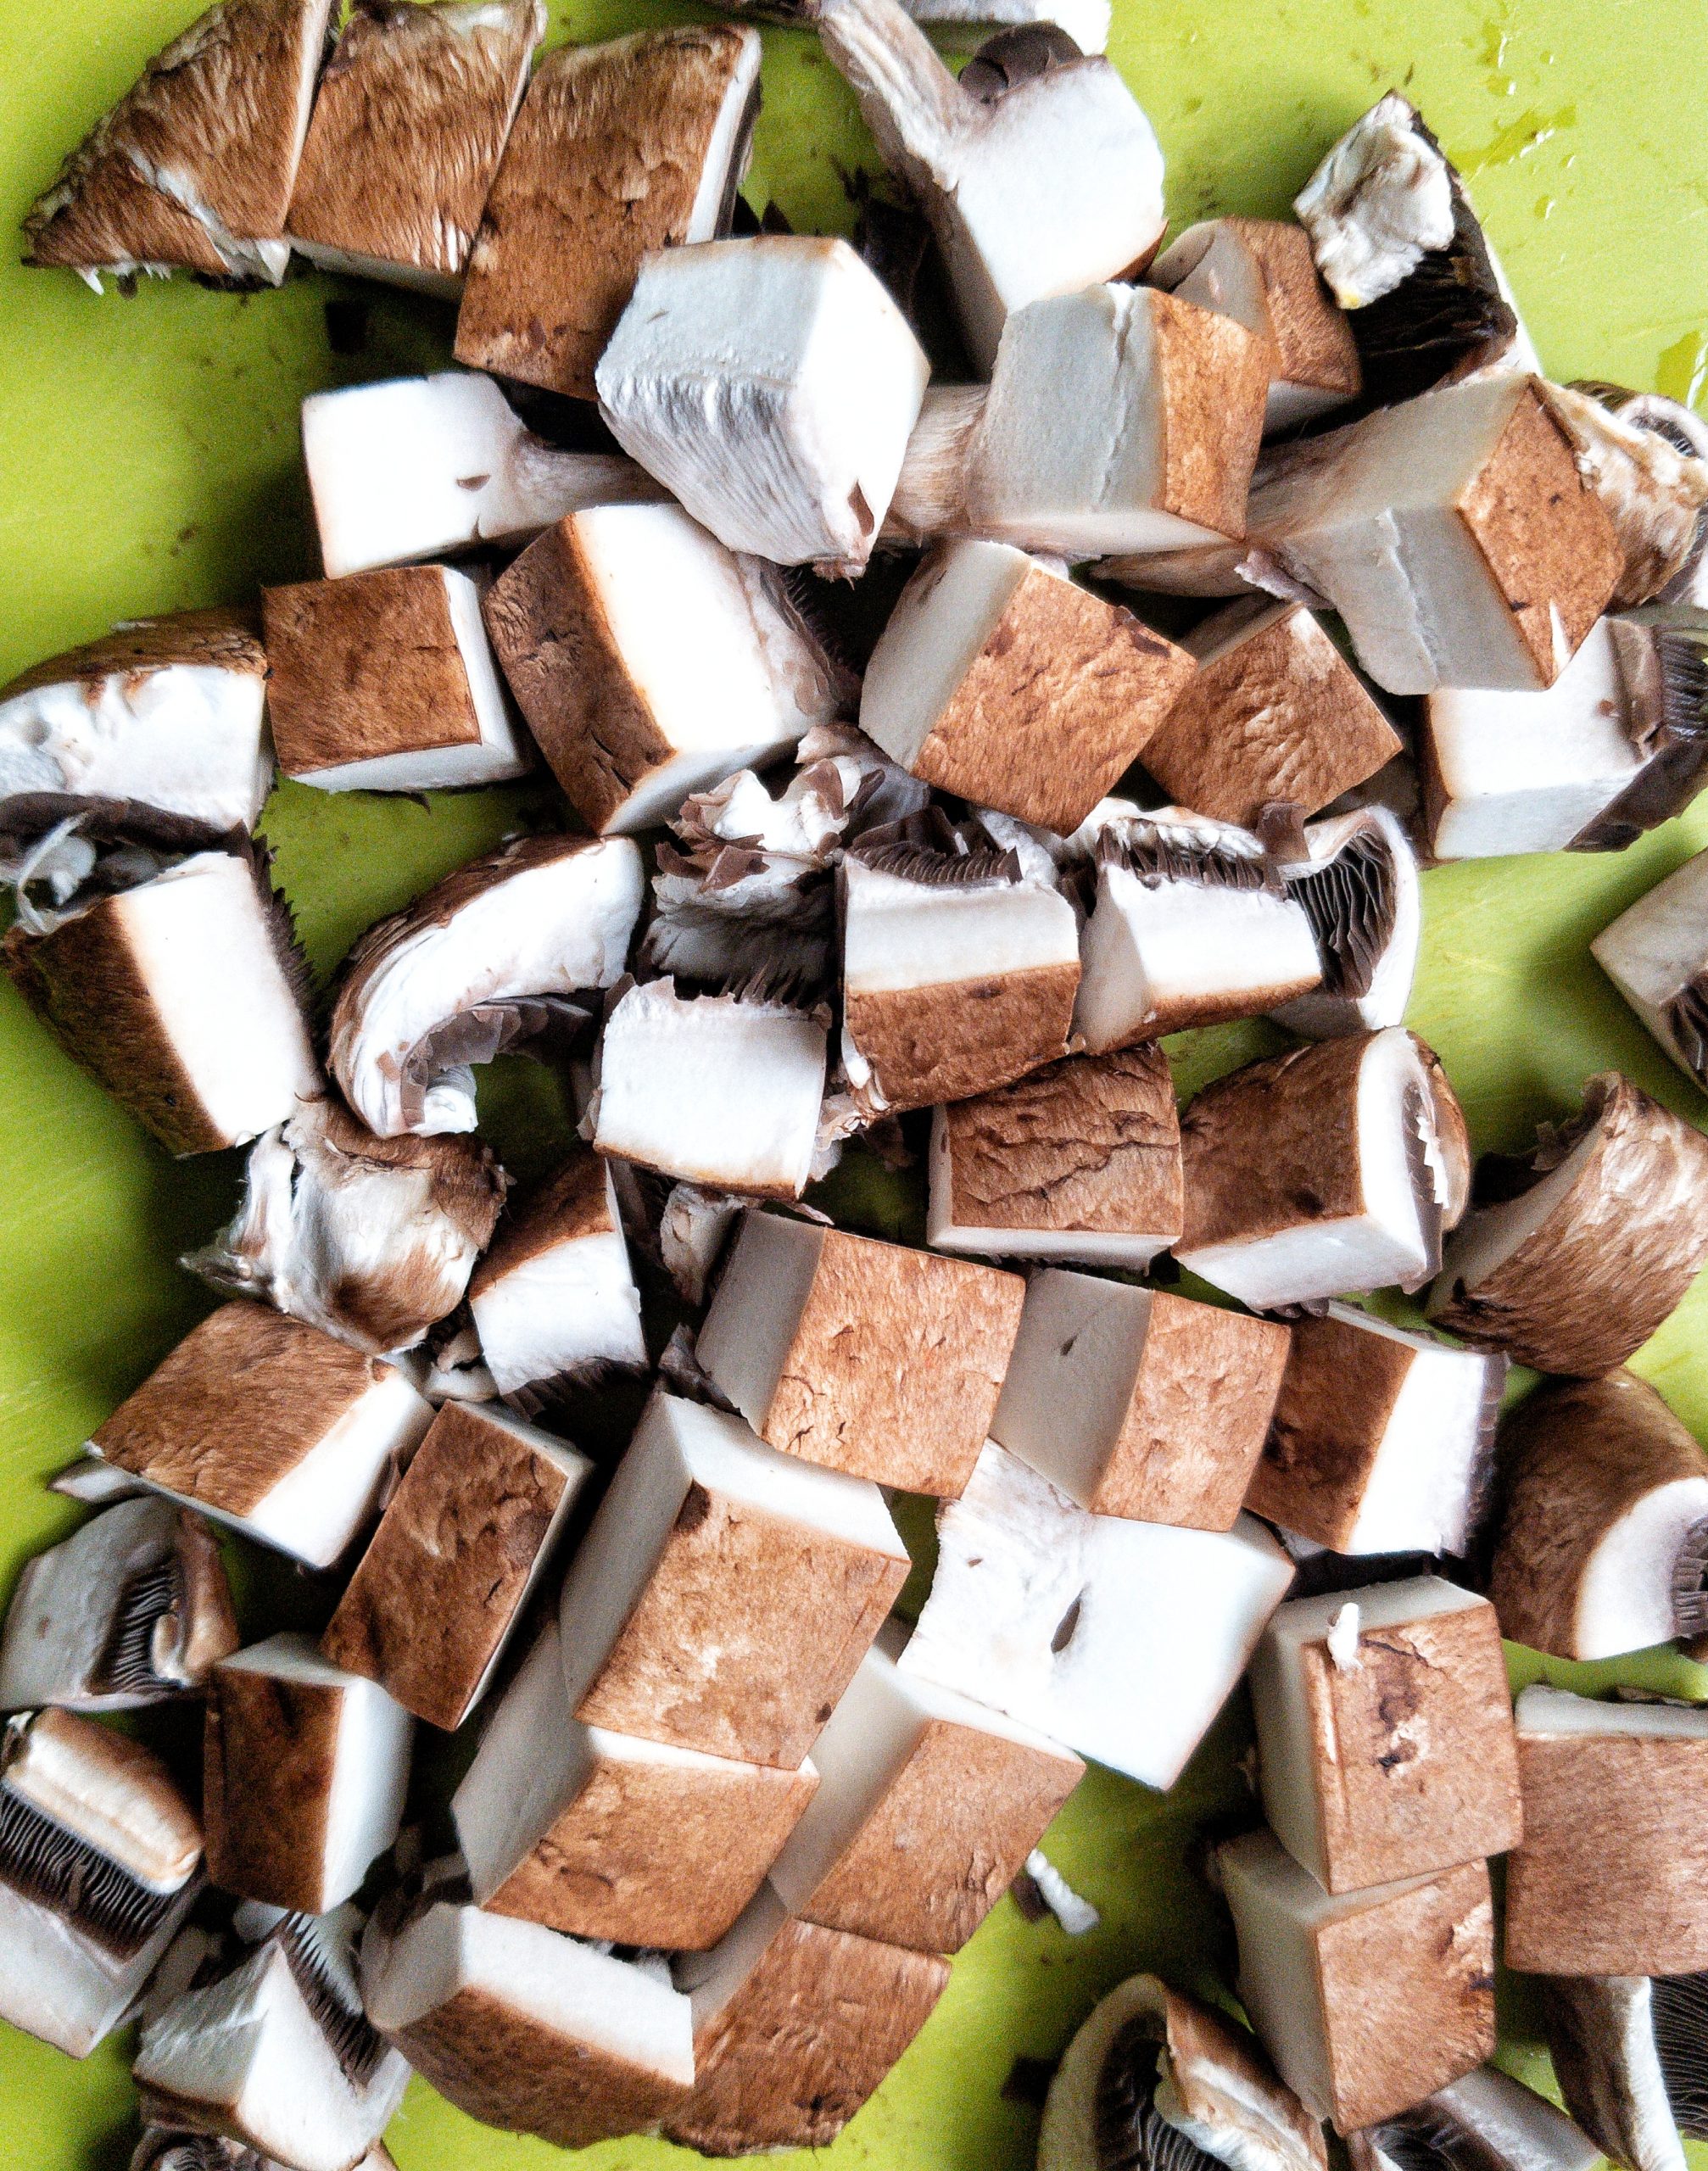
589,980 -> 828,1200
361,1898 -> 695,2148
1594,846 -> 1708,1091
595,236 -> 930,572
89,1304 -> 434,1570
1274,808 -> 1422,1040
900,1440 -> 1294,1787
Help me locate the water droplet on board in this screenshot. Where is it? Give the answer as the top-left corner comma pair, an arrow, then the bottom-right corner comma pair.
1458,102 -> 1576,175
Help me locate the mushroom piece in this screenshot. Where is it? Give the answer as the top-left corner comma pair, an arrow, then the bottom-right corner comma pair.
857,539 -> 1195,833
261,566 -> 528,791
1038,1973 -> 1329,2171
1073,811 -> 1323,1052
989,1272 -> 1291,1529
1348,2065 -> 1601,2171
557,1389 -> 908,1768
1427,1072 -> 1708,1374
839,820 -> 1081,1115
1248,1578 -> 1521,1895
1273,808 -> 1421,1040
1504,1686 -> 1708,1977
466,1147 -> 645,1398
47,1454 -> 151,1506
285,0 -> 545,294
586,979 -> 829,1199
904,0 -> 1111,47
596,235 -> 931,574
928,1045 -> 1185,1271
3,847 -> 321,1157
1250,1304 -> 1502,1557
300,369 -> 662,581
203,1635 -> 413,1916
22,0 -> 333,287
1594,845 -> 1708,1090
327,832 -> 644,1138
1539,1973 -> 1705,2171
1150,216 -> 1363,431
481,504 -> 842,834
0,1496 -> 238,1712
811,0 -> 1164,372
883,382 -> 991,547
666,1880 -> 951,2154
452,1617 -> 818,1951
132,2140 -> 399,2171
321,1400 -> 593,1730
1220,1830 -> 1495,2135
1548,382 -> 1708,609
454,25 -> 762,399
899,1439 -> 1294,1788
360,1897 -> 695,2147
88,1303 -> 435,1569
1178,1030 -> 1471,1312
767,1621 -> 1082,1955
1486,1370 -> 1708,1662
137,1906 -> 410,2171
183,1094 -> 505,1356
0,1708 -> 202,2057
695,1209 -> 1024,1496
1139,600 -> 1402,833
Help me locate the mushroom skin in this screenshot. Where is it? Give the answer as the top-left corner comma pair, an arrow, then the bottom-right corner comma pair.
1540,1973 -> 1702,2171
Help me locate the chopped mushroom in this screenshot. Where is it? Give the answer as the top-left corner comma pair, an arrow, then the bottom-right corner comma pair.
132,2140 -> 399,2171
327,832 -> 644,1138
286,0 -> 546,294
1427,1071 -> 1708,1374
0,1497 -> 237,1712
22,0 -> 332,287
1275,807 -> 1421,1039
1540,1973 -> 1705,2171
906,0 -> 1111,47
1350,2065 -> 1601,2171
1548,382 -> 1708,608
454,25 -> 762,398
1594,844 -> 1708,1089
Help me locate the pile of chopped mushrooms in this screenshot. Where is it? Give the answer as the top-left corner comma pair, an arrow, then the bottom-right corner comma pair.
8,0 -> 1708,2166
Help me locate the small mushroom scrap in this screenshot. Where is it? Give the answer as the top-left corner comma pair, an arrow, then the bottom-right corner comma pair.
990,1272 -> 1291,1528
454,25 -> 762,399
0,1709 -> 203,2057
327,832 -> 644,1138
1274,809 -> 1421,1040
0,1497 -> 237,1712
1427,1072 -> 1708,1374
1540,1973 -> 1708,2171
1594,845 -> 1708,1089
285,0 -> 546,293
21,0 -> 333,287
1349,2064 -> 1601,2171
453,1618 -> 818,1950
695,1210 -> 1025,1496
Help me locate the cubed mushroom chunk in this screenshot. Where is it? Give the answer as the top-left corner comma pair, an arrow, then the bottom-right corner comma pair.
1594,844 -> 1708,1089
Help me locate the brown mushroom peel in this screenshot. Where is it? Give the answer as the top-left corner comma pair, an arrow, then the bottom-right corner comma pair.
0,1497 -> 237,1712
1540,1975 -> 1697,2171
1275,808 -> 1421,1038
1349,2065 -> 1602,2171
1594,843 -> 1708,1088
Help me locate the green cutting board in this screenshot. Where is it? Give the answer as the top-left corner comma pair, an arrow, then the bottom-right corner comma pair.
6,0 -> 1708,2164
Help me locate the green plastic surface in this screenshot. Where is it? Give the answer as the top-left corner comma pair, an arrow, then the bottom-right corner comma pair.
6,0 -> 1708,2163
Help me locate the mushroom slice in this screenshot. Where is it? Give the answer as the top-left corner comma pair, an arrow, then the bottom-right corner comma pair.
482,504 -> 841,834
1292,94 -> 1538,400
285,0 -> 545,293
1178,1030 -> 1470,1311
1151,217 -> 1362,431
0,611 -> 270,849
3,847 -> 320,1156
300,370 -> 662,580
327,832 -> 643,1138
1349,2065 -> 1601,2171
467,1148 -> 644,1399
1074,810 -> 1322,1052
361,1897 -> 695,2146
22,0 -> 332,287
1427,1072 -> 1708,1374
1547,383 -> 1708,609
839,821 -> 1081,1115
0,1497 -> 237,1712
1038,1973 -> 1328,2171
812,0 -> 1163,371
1486,1370 -> 1708,1662
1594,845 -> 1708,1089
0,1709 -> 202,2057
1220,1830 -> 1495,2135
262,566 -> 527,791
184,1094 -> 505,1356
89,1303 -> 435,1569
928,1045 -> 1184,1271
454,25 -> 762,398
595,235 -> 930,573
1250,1304 -> 1503,1557
587,979 -> 829,1198
453,1617 -> 818,1951
1275,808 -> 1421,1038
137,1906 -> 410,2171
666,1880 -> 950,2154
1540,1975 -> 1697,2171
857,539 -> 1195,833
899,1439 -> 1294,1788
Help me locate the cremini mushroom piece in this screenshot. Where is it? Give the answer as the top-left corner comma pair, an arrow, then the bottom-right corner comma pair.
1594,844 -> 1708,1089
1549,382 -> 1708,608
1349,2064 -> 1601,2171
1275,808 -> 1421,1040
1540,1973 -> 1707,2171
